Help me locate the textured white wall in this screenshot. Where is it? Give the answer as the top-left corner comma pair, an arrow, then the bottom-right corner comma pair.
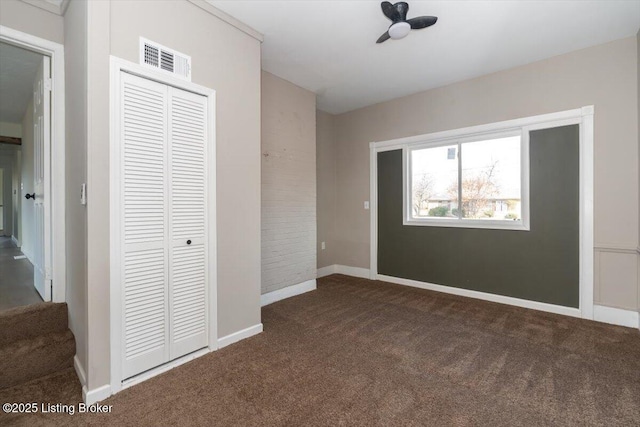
261,71 -> 317,293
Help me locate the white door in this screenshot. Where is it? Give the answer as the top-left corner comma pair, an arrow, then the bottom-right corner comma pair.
32,56 -> 51,302
120,73 -> 170,379
119,72 -> 208,379
168,87 -> 208,360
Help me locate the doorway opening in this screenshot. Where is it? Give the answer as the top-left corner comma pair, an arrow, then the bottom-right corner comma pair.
0,40 -> 51,310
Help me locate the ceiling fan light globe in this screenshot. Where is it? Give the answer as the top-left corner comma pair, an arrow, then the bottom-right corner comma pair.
388,22 -> 411,40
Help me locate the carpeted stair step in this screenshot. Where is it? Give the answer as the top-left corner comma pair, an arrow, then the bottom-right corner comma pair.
0,330 -> 75,390
0,367 -> 82,427
0,303 -> 69,346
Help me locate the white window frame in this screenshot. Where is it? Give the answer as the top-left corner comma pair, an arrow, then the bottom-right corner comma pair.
403,129 -> 529,231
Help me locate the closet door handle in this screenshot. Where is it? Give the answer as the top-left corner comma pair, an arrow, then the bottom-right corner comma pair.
25,193 -> 35,200
186,240 -> 192,245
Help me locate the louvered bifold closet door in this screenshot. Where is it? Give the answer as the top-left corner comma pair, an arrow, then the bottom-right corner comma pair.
120,73 -> 170,379
168,87 -> 209,359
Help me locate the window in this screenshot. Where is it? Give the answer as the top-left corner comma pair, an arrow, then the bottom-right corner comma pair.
406,131 -> 528,230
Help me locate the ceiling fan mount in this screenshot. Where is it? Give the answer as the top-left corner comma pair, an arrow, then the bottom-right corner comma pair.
377,1 -> 438,43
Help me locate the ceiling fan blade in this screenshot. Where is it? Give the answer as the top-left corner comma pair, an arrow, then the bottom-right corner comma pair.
407,16 -> 438,30
381,2 -> 400,22
395,2 -> 409,21
376,31 -> 391,44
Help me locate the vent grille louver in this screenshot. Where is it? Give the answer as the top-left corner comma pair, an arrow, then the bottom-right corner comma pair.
140,38 -> 191,81
160,51 -> 174,72
144,44 -> 159,67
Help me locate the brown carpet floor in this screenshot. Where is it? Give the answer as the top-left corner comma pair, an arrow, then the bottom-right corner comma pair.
2,274 -> 639,426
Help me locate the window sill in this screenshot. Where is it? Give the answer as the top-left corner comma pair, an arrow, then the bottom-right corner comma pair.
403,218 -> 530,231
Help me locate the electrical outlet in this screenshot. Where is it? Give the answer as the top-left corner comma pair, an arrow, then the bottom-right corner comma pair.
321,242 -> 326,250
364,201 -> 370,210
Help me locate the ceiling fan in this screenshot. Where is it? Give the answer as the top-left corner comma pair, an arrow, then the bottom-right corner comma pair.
376,1 -> 438,43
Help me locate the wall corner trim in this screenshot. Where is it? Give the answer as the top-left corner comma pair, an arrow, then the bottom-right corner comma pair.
73,355 -> 86,389
261,280 -> 316,307
217,323 -> 263,349
593,305 -> 640,329
82,384 -> 111,406
188,0 -> 264,42
317,265 -> 336,278
76,355 -> 112,406
317,265 -> 371,279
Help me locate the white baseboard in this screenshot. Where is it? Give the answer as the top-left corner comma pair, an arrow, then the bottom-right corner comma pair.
73,355 -> 87,389
377,274 -> 582,319
21,246 -> 34,264
336,265 -> 370,279
593,305 -> 640,329
261,279 -> 316,307
11,235 -> 19,247
79,352 -> 110,405
317,264 -> 371,279
83,384 -> 111,405
317,265 -> 336,278
217,323 -> 263,349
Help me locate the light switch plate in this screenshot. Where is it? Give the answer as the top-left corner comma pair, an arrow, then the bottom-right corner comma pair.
364,201 -> 370,210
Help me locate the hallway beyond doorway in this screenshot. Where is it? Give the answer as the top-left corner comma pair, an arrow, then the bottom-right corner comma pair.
0,236 -> 42,310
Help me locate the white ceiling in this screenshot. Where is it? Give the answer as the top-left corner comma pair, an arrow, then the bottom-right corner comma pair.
210,0 -> 640,114
0,42 -> 43,123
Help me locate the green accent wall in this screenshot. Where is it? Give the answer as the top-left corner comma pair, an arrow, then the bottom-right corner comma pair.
378,125 -> 579,307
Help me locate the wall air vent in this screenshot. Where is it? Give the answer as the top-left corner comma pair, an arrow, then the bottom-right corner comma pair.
139,38 -> 191,81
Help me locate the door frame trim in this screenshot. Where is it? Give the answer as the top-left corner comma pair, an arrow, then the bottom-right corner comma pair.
109,56 -> 217,396
0,25 -> 66,303
369,106 -> 595,320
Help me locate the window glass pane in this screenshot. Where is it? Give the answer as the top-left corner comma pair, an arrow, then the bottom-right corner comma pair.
411,144 -> 458,218
460,136 -> 521,220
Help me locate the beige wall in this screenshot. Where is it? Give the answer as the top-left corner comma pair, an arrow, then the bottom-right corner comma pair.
0,122 -> 22,138
84,0 -> 262,390
261,71 -> 316,293
316,110 -> 336,268
20,99 -> 34,260
637,29 -> 640,313
64,0 -> 88,379
0,0 -> 63,44
320,36 -> 639,310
